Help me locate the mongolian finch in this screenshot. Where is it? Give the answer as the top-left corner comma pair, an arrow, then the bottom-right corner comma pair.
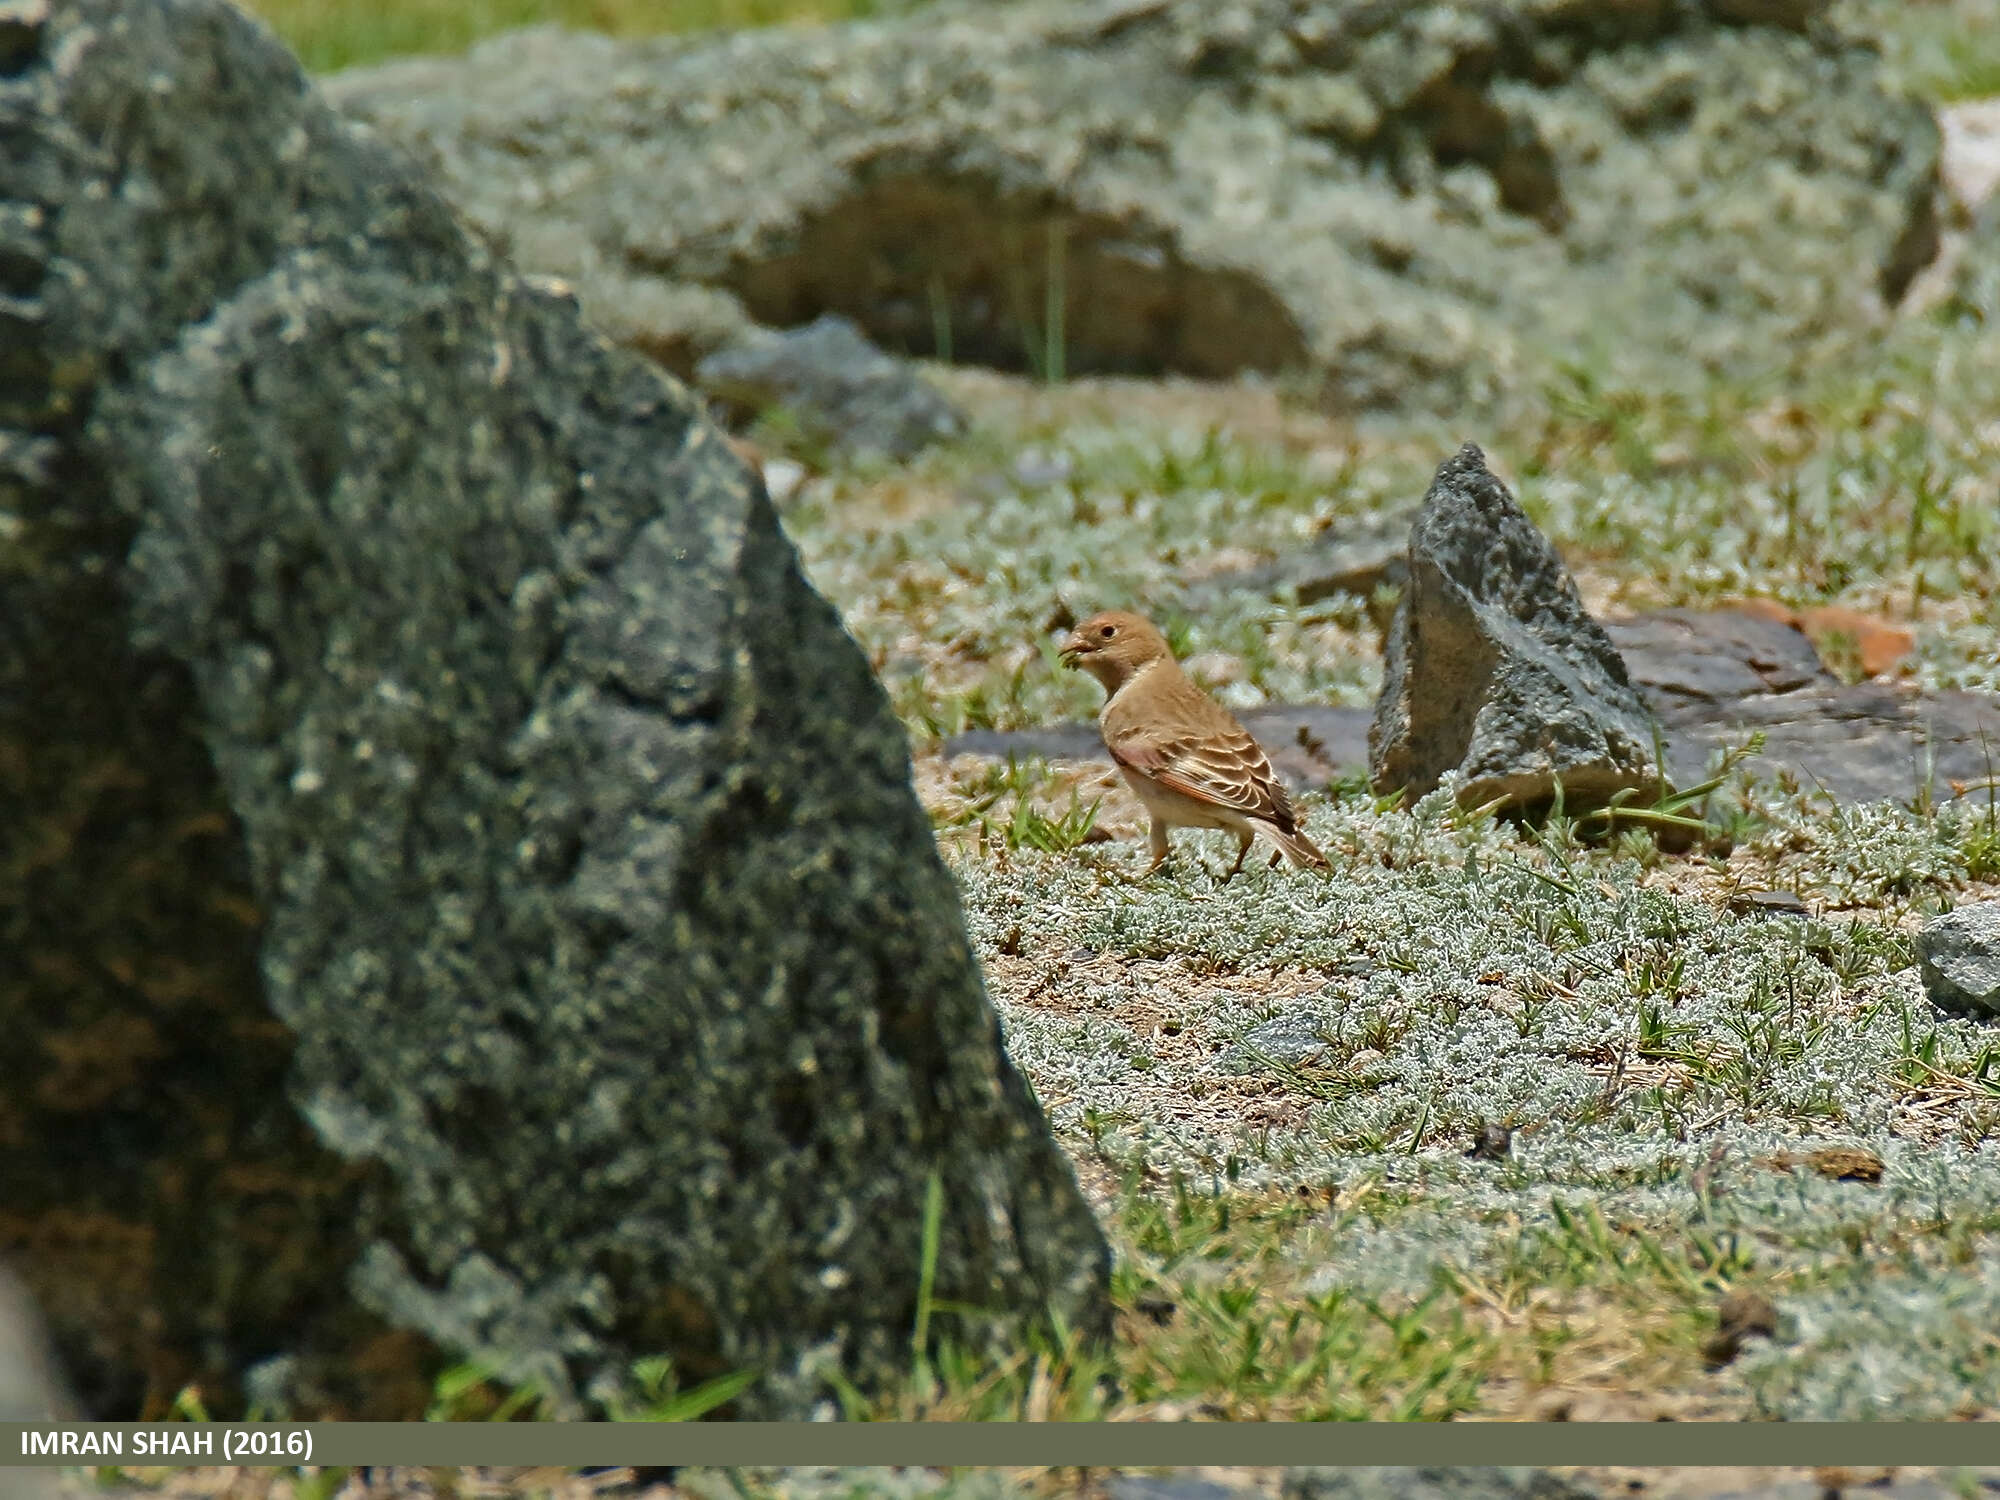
1059,610 -> 1328,877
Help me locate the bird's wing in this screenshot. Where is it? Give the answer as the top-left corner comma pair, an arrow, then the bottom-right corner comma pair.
1109,720 -> 1298,832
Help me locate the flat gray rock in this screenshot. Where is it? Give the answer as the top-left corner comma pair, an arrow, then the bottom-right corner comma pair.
326,0 -> 1938,411
1654,681 -> 2000,805
696,312 -> 967,461
1917,901 -> 2000,1021
1370,443 -> 1661,808
3,0 -> 1105,1418
1602,607 -> 1834,705
1220,1008 -> 1336,1073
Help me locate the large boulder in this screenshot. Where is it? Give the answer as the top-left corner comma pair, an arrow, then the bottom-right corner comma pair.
0,0 -> 1107,1419
325,0 -> 1939,411
1368,444 -> 1661,807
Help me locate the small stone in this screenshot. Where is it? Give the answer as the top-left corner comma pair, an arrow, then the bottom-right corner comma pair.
1807,1147 -> 1884,1184
1368,445 -> 1660,809
1917,902 -> 2000,1021
1465,1122 -> 1513,1161
1728,889 -> 1810,918
1012,447 -> 1074,487
696,314 -> 967,462
1702,1288 -> 1779,1367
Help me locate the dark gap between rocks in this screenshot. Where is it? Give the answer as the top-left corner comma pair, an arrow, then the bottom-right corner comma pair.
711,171 -> 1311,379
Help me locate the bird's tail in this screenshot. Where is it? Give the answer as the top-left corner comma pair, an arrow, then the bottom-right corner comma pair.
1263,821 -> 1330,872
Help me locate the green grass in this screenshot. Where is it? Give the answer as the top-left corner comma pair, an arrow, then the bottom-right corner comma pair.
1838,0 -> 2000,102
248,0 -> 2000,101
929,755 -> 1107,855
240,0 -> 918,73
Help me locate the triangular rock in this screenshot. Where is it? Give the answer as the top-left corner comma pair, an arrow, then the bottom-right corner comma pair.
1369,443 -> 1660,808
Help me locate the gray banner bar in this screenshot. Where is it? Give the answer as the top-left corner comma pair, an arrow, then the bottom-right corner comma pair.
5,1423 -> 1999,1467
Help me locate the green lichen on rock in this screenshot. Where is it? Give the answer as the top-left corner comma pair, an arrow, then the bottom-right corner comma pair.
3,0 -> 1106,1417
327,0 -> 1939,410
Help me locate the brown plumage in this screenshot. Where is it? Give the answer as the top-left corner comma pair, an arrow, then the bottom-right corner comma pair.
1059,610 -> 1329,877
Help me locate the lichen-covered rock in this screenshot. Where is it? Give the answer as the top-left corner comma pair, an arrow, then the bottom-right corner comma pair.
1368,444 -> 1661,807
696,313 -> 967,460
326,0 -> 1939,412
1,0 -> 1106,1419
1917,902 -> 2000,1021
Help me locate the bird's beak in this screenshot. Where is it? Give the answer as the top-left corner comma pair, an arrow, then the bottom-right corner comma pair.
1058,633 -> 1088,668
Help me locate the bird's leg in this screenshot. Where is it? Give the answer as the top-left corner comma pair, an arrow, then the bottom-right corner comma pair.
1222,831 -> 1253,882
1268,848 -> 1283,869
1145,819 -> 1171,875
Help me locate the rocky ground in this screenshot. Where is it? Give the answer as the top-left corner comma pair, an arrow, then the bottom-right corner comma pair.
655,73 -> 2000,1422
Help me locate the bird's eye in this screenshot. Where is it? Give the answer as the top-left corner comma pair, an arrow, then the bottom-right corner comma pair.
1100,624 -> 1116,638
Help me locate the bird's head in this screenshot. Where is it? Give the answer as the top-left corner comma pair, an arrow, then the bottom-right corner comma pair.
1059,610 -> 1172,693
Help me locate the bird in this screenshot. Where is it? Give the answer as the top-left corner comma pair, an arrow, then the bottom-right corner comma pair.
1058,610 -> 1329,878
